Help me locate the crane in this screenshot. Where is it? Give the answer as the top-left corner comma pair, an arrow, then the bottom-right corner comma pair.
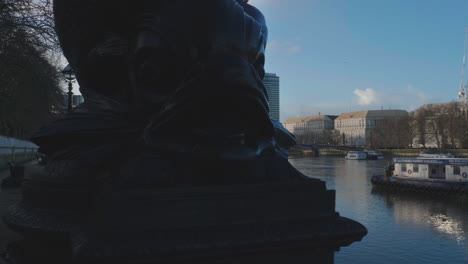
458,27 -> 468,106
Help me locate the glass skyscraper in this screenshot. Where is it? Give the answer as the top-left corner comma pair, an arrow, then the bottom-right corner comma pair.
263,73 -> 280,121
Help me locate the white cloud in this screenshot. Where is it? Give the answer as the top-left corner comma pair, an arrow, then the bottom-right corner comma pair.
354,88 -> 378,106
267,39 -> 302,55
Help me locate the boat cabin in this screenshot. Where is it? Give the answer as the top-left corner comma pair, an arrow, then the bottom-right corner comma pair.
346,151 -> 367,160
393,158 -> 468,181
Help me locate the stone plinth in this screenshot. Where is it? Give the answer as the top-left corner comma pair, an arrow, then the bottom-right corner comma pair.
3,179 -> 366,264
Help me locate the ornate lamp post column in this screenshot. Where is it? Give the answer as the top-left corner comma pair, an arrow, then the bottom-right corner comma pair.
61,64 -> 76,112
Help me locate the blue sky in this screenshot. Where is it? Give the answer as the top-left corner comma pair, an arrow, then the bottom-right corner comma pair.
66,0 -> 468,122
250,0 -> 468,121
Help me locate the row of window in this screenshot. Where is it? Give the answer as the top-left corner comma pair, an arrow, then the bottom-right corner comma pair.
401,164 -> 419,173
402,164 -> 462,175
289,122 -> 334,130
335,120 -> 377,128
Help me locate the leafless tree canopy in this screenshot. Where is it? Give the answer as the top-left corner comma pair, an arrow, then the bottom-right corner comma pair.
371,102 -> 468,149
413,103 -> 468,149
0,0 -> 58,51
295,130 -> 341,146
369,117 -> 413,149
0,0 -> 64,139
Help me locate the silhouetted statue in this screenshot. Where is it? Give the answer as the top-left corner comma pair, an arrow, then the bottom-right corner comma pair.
30,0 -> 301,187
3,1 -> 366,263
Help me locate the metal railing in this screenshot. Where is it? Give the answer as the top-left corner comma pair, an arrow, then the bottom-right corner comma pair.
0,146 -> 38,152
0,146 -> 39,170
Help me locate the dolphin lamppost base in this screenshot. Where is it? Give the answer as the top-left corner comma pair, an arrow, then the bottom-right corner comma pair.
4,178 -> 366,264
2,0 -> 366,263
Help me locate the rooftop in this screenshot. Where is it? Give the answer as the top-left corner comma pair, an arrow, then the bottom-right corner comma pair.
415,101 -> 464,112
336,110 -> 408,120
284,115 -> 338,124
264,73 -> 278,78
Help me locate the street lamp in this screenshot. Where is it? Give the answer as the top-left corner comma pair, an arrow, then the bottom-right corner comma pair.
61,64 -> 76,112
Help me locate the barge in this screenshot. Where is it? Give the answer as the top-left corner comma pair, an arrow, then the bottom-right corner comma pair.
371,157 -> 468,194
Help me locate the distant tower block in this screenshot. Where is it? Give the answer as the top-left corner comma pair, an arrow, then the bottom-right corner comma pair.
263,73 -> 280,121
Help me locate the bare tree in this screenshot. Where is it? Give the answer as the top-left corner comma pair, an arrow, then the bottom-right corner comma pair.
405,112 -> 417,148
443,102 -> 461,148
415,107 -> 428,148
0,0 -> 63,139
0,0 -> 58,51
458,108 -> 468,148
370,119 -> 393,148
294,130 -> 340,145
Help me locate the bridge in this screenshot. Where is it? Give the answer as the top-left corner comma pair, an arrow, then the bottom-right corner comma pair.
293,144 -> 364,156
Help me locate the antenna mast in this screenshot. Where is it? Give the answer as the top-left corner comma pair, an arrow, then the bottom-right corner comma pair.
458,27 -> 468,106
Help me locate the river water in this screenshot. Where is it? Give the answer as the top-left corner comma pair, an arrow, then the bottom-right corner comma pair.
289,156 -> 468,264
1,158 -> 468,263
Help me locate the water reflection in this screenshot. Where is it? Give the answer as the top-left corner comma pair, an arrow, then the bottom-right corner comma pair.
430,214 -> 465,243
290,156 -> 468,264
372,188 -> 468,244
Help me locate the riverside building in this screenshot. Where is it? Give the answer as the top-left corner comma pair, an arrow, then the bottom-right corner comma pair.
335,110 -> 408,146
283,115 -> 338,136
283,115 -> 338,145
263,73 -> 280,121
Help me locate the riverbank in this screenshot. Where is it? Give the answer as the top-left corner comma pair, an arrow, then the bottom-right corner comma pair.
376,149 -> 468,157
290,147 -> 468,158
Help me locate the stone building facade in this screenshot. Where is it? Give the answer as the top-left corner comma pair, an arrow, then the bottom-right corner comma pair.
335,110 -> 408,146
263,73 -> 280,121
283,115 -> 338,136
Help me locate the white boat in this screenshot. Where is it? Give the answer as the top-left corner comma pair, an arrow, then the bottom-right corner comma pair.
371,157 -> 468,194
419,152 -> 455,158
364,150 -> 384,160
346,151 -> 367,160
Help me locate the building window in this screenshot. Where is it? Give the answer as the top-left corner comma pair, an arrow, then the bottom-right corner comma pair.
454,165 -> 460,175
413,164 -> 419,173
401,164 -> 407,173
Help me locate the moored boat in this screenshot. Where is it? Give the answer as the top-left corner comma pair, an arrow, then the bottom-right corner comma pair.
346,151 -> 367,160
371,157 -> 468,194
419,152 -> 455,158
364,150 -> 384,160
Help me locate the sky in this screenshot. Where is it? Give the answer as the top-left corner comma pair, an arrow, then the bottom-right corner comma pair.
249,0 -> 468,121
64,0 -> 468,122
